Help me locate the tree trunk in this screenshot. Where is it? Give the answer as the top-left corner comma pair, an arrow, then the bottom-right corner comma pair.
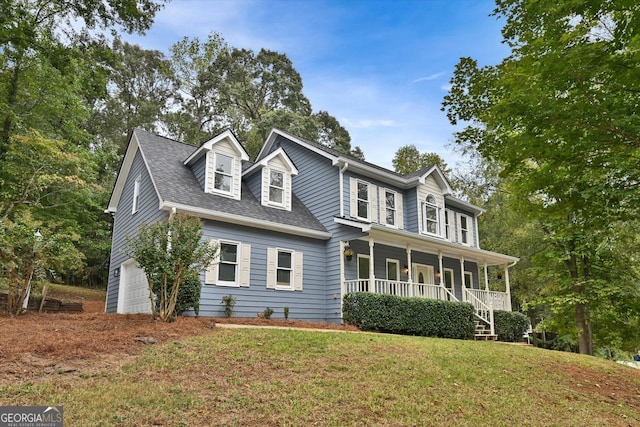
566,249 -> 590,355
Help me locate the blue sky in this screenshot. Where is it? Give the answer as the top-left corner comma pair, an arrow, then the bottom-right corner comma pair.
127,0 -> 509,169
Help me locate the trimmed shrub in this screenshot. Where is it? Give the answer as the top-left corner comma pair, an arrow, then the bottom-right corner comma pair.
174,269 -> 202,316
494,310 -> 530,342
343,292 -> 475,340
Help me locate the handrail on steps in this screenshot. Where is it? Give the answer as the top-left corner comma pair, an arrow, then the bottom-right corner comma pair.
464,288 -> 495,336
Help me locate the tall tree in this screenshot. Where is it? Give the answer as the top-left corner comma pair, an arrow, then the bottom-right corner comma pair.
165,33 -> 229,144
392,145 -> 450,175
442,0 -> 640,354
90,39 -> 177,183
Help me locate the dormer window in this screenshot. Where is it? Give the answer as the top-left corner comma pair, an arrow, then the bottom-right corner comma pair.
213,153 -> 234,194
184,130 -> 249,201
268,170 -> 285,205
246,147 -> 297,211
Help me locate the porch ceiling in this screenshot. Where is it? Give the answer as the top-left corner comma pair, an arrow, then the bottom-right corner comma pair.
335,218 -> 518,266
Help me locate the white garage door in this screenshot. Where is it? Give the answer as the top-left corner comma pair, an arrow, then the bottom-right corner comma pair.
117,259 -> 152,314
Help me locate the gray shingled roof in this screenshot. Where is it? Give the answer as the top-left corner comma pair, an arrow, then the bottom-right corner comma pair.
134,129 -> 328,233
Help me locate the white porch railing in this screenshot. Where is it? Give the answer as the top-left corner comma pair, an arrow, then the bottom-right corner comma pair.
465,288 -> 510,312
464,288 -> 494,335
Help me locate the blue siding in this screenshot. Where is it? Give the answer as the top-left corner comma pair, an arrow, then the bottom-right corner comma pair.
245,169 -> 262,200
404,189 -> 419,233
192,155 -> 206,190
106,150 -> 167,312
195,221 -> 328,320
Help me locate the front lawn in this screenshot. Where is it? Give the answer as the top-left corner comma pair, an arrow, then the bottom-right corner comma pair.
1,323 -> 638,426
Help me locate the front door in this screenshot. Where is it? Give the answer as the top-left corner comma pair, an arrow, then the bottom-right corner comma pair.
412,264 -> 434,297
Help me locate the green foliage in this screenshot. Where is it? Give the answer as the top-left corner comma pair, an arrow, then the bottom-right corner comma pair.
283,306 -> 289,320
221,295 -> 236,318
392,145 -> 450,176
442,0 -> 640,354
173,269 -> 201,316
343,292 -> 475,339
261,307 -> 274,320
0,212 -> 83,314
125,213 -> 217,322
494,310 -> 530,342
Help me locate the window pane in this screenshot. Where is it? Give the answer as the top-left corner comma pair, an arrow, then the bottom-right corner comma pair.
220,243 -> 237,263
387,262 -> 398,280
214,174 -> 231,192
460,216 -> 468,229
385,192 -> 395,208
426,194 -> 436,205
277,251 -> 292,269
427,221 -> 438,234
386,209 -> 395,225
358,257 -> 370,279
269,187 -> 283,203
426,206 -> 437,220
444,271 -> 453,289
277,269 -> 291,285
270,170 -> 283,188
215,154 -> 233,174
358,200 -> 368,218
219,263 -> 236,282
357,182 -> 368,200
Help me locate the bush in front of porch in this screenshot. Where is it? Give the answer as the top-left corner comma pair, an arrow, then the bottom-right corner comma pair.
343,292 -> 475,340
494,310 -> 530,342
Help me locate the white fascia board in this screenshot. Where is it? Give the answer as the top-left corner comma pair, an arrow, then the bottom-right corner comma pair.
106,131 -> 164,213
333,157 -> 422,189
418,166 -> 454,195
334,217 -> 372,232
184,129 -> 249,165
244,146 -> 299,177
444,195 -> 485,215
162,202 -> 331,240
351,223 -> 518,266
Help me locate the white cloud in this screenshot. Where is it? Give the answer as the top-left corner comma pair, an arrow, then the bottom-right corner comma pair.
440,83 -> 453,91
412,72 -> 445,83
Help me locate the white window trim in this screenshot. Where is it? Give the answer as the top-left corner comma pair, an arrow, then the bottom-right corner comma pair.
267,247 -> 303,291
132,175 -> 141,214
216,240 -> 241,287
386,258 -> 400,281
383,189 -> 398,228
443,268 -> 455,290
422,194 -> 439,236
211,152 -> 235,196
275,248 -> 294,291
444,209 -> 452,241
458,213 -> 471,246
357,254 -> 371,280
267,168 -> 286,208
464,271 -> 474,289
355,179 -> 370,221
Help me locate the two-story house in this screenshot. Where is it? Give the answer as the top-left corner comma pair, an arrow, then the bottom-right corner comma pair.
105,128 -> 518,333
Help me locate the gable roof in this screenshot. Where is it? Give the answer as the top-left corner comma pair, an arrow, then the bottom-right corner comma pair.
108,129 -> 329,240
183,129 -> 249,165
260,128 -> 454,194
243,147 -> 299,177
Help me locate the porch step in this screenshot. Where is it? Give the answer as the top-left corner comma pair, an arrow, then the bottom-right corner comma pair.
474,321 -> 498,341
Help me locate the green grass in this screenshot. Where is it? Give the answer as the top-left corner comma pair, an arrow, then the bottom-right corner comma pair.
1,328 -> 639,426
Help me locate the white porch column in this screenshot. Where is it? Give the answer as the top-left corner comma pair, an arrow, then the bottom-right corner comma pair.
406,245 -> 413,297
484,262 -> 489,291
438,250 -> 444,287
369,237 -> 375,293
504,264 -> 512,311
460,256 -> 466,302
340,240 -> 346,299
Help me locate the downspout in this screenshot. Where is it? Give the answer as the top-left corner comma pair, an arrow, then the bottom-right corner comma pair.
339,162 -> 349,218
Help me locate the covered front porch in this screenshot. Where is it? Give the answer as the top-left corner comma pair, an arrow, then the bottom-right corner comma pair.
338,223 -> 518,337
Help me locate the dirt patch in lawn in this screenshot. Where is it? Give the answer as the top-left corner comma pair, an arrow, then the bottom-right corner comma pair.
0,312 -> 357,385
